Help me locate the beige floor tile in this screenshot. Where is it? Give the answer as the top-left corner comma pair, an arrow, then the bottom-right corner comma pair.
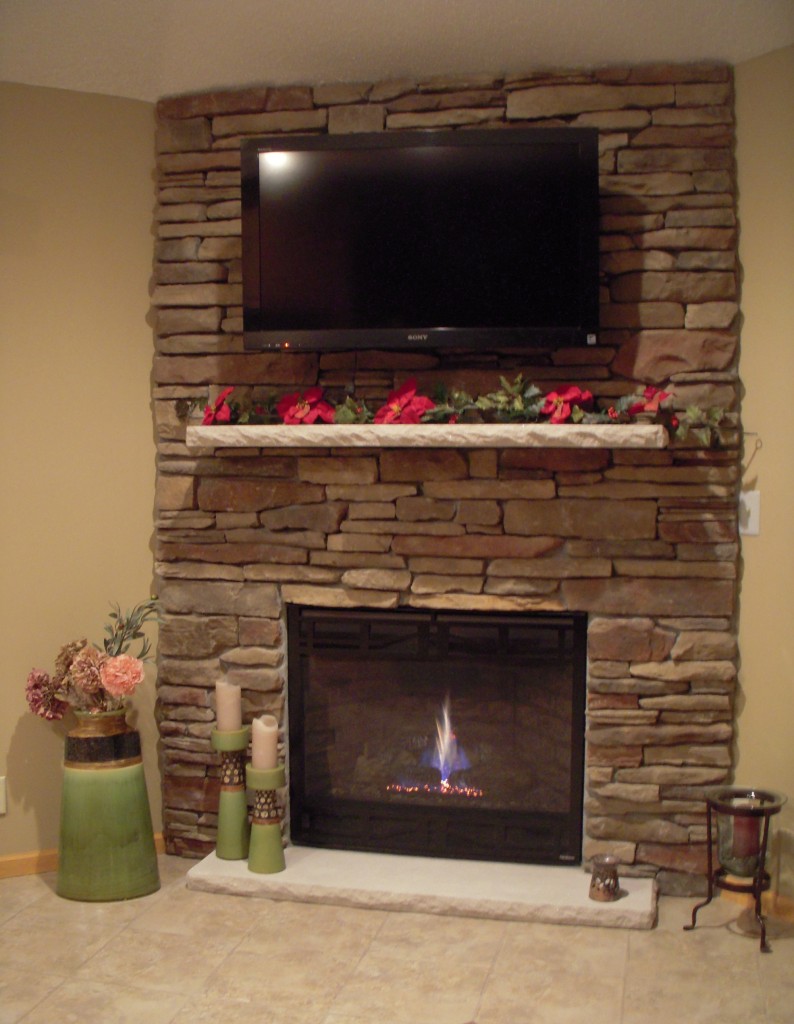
71,927 -> 234,994
198,947 -> 352,1018
14,978 -> 189,1024
0,872 -> 58,925
328,950 -> 488,1024
170,990 -> 331,1024
0,968 -> 67,1024
366,909 -> 507,965
238,898 -> 387,959
128,879 -> 267,938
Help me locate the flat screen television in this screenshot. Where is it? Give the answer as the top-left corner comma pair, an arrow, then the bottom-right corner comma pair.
241,127 -> 599,353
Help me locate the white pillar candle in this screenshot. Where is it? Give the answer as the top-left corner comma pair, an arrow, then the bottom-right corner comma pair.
215,680 -> 242,732
252,714 -> 279,769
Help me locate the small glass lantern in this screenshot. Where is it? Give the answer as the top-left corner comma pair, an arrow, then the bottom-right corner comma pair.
711,787 -> 786,877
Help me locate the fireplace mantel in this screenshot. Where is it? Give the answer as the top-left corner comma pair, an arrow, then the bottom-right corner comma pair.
185,422 -> 668,450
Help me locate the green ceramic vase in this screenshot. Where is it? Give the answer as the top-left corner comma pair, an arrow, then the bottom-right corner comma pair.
56,708 -> 160,901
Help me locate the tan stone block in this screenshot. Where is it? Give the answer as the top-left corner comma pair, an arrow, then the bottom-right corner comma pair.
260,503 -> 348,533
637,843 -> 709,878
392,534 -> 562,559
298,456 -> 378,485
220,646 -> 283,668
158,658 -> 221,687
684,301 -> 739,328
666,208 -> 735,228
588,617 -> 676,662
156,560 -> 244,582
586,816 -> 690,843
411,575 -> 484,595
157,87 -> 272,119
574,109 -> 651,129
586,745 -> 643,768
504,498 -> 657,540
567,540 -> 674,559
159,614 -> 238,657
156,474 -> 195,510
643,744 -> 731,767
652,105 -> 733,126
407,593 -> 564,613
630,660 -> 736,683
386,108 -> 500,129
155,262 -> 228,284
380,449 -> 468,483
198,479 -> 324,512
157,540 -> 307,565
314,82 -> 371,105
676,83 -> 733,106
151,283 -> 241,307
199,237 -> 242,260
500,449 -> 609,472
425,480 -> 557,500
670,630 -> 737,660
347,502 -> 396,520
632,125 -> 732,148
483,578 -> 559,597
617,765 -> 728,785
341,569 -> 412,591
455,500 -> 502,527
614,560 -> 735,580
212,109 -> 327,137
280,584 -> 399,609
468,449 -> 498,478
329,104 -> 385,134
658,520 -> 737,544
489,557 -> 611,579
341,519 -> 464,536
601,172 -> 694,197
600,302 -> 684,328
618,148 -> 730,174
396,496 -> 456,521
156,307 -> 223,336
507,83 -> 673,119
638,227 -> 736,250
591,782 -> 660,803
582,838 -> 637,864
155,202 -> 206,223
157,218 -> 240,239
311,551 -> 404,569
158,150 -> 240,175
627,63 -> 729,84
326,534 -> 392,553
153,352 -> 318,385
407,557 -> 485,575
562,577 -> 735,617
327,484 -> 416,501
224,666 -> 284,692
600,250 -> 676,274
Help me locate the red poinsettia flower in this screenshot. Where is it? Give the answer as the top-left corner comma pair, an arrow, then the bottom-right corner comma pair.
276,387 -> 335,425
540,386 -> 593,424
628,385 -> 672,416
202,386 -> 235,425
374,379 -> 436,424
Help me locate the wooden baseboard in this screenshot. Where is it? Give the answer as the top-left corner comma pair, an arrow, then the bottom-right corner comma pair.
0,833 -> 166,880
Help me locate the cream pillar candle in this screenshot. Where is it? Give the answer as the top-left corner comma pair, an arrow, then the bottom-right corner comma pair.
215,680 -> 242,732
252,714 -> 279,769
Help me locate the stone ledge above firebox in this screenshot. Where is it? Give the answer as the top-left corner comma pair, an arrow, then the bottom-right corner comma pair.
185,423 -> 669,450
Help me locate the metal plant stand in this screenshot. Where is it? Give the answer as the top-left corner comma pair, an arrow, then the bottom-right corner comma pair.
684,787 -> 786,952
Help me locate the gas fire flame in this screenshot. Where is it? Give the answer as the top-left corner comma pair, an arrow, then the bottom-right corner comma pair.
387,696 -> 483,799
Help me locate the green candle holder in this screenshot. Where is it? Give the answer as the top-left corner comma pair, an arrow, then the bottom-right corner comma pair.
246,763 -> 286,874
211,727 -> 251,860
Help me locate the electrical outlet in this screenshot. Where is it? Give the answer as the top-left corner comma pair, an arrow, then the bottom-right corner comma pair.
739,490 -> 761,536
0,776 -> 6,815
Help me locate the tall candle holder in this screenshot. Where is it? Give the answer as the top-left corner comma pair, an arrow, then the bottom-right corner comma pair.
211,726 -> 251,860
246,763 -> 286,874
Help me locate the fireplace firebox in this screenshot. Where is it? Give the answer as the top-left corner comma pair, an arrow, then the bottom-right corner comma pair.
287,606 -> 587,865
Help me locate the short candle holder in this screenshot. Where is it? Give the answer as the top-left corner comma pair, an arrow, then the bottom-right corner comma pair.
211,727 -> 251,860
246,763 -> 286,874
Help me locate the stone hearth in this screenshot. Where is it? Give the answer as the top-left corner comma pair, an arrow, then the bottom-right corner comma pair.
152,60 -> 740,895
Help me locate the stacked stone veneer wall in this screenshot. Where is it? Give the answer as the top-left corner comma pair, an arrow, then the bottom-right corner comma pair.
152,62 -> 740,894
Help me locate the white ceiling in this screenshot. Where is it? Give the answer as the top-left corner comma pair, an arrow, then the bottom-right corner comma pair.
2,0 -> 793,105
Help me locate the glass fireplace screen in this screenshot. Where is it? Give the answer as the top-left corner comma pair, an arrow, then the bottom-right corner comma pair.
287,606 -> 586,865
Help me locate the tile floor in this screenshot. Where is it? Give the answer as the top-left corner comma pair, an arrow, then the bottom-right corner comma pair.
1,855 -> 792,1024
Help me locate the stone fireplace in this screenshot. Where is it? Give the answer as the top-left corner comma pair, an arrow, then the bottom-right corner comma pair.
152,60 -> 739,895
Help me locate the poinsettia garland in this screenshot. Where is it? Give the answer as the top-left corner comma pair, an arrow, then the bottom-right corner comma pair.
199,376 -> 725,445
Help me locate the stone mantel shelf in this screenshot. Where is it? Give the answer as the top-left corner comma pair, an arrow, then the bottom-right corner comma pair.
186,422 -> 668,450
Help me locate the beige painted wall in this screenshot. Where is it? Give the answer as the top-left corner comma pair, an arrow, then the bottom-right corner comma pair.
0,83 -> 158,859
734,45 -> 794,892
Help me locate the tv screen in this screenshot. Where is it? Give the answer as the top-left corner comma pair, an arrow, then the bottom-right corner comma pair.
241,128 -> 599,353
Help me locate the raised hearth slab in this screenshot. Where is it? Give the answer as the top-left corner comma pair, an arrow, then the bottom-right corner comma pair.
187,847 -> 658,930
186,422 -> 668,450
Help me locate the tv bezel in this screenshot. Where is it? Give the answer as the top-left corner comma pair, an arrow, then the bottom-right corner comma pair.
241,127 -> 600,353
